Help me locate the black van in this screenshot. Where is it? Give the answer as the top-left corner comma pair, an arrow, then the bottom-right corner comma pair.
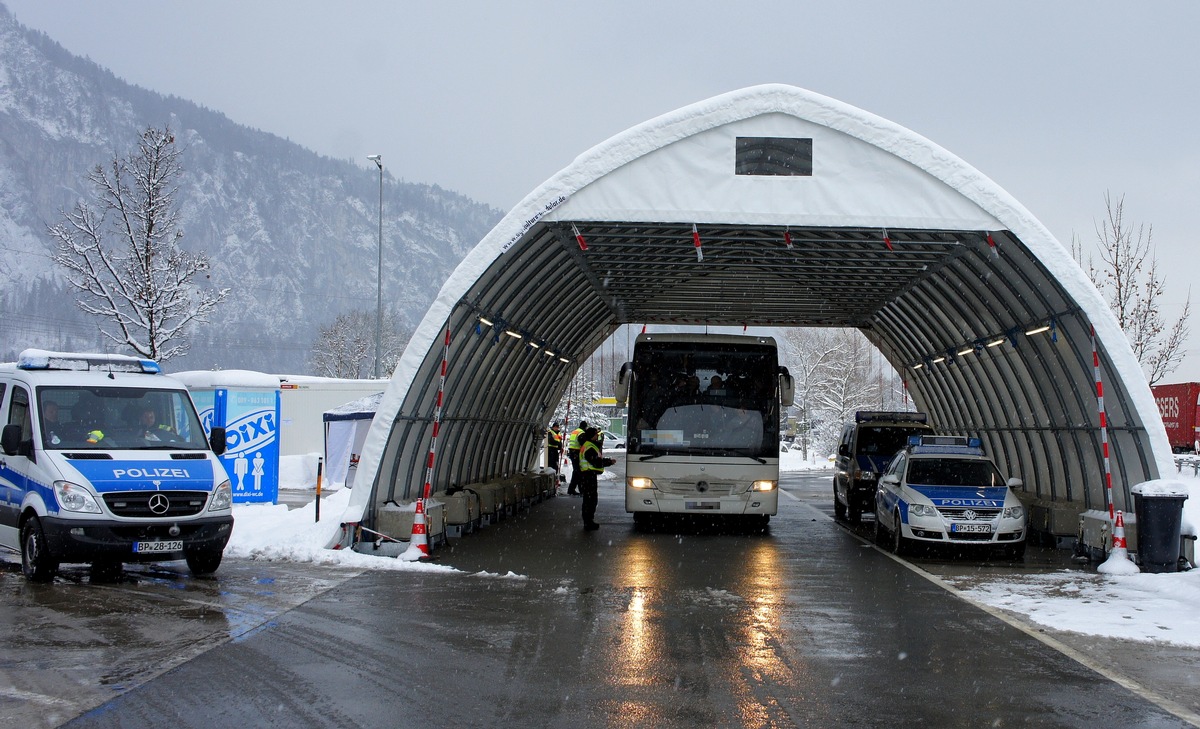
833,411 -> 933,523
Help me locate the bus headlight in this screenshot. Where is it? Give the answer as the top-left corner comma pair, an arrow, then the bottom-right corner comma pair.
628,477 -> 656,490
751,480 -> 776,492
208,480 -> 233,511
54,481 -> 102,513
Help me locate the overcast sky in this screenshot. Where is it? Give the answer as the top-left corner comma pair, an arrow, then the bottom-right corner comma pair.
8,1 -> 1200,379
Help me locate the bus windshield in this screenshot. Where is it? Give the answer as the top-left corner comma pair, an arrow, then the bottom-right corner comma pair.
38,386 -> 210,450
628,342 -> 778,457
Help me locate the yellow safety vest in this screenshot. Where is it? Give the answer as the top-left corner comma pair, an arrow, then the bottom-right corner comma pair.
568,428 -> 583,451
580,440 -> 604,472
548,429 -> 562,448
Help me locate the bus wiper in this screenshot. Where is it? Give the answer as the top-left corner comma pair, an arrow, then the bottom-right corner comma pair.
634,453 -> 667,462
716,449 -> 766,464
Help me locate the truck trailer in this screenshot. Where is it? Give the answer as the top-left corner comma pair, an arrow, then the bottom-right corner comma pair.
1150,382 -> 1200,453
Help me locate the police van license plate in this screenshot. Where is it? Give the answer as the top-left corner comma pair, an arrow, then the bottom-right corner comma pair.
134,540 -> 183,554
951,523 -> 992,534
685,501 -> 720,510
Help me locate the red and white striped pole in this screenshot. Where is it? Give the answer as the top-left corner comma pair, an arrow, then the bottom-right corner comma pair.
1091,325 -> 1116,521
401,326 -> 452,561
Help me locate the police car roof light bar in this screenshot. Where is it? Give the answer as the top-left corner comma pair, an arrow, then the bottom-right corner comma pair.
17,348 -> 161,375
856,411 -> 928,424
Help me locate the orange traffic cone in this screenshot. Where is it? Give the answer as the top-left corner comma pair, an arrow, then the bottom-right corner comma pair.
399,499 -> 431,561
1112,511 -> 1128,552
1098,509 -> 1139,574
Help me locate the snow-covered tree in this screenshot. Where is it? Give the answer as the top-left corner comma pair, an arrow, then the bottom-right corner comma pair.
553,367 -> 611,432
309,309 -> 412,379
49,127 -> 228,362
1073,193 -> 1190,384
780,327 -> 905,458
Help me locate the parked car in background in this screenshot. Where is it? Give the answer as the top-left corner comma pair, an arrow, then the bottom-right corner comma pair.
873,435 -> 1026,560
603,430 -> 625,451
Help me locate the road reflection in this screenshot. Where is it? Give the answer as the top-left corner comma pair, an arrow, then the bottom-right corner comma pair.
604,526 -> 835,727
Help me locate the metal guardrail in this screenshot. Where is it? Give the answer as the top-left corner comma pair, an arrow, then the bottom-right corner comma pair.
1172,455 -> 1200,475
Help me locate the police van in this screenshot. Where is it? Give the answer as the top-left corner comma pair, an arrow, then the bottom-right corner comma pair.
0,350 -> 233,581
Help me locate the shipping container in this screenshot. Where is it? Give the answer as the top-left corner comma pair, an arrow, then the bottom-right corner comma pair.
1150,382 -> 1200,453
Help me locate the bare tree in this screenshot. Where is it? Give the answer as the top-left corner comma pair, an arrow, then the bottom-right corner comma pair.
779,328 -> 843,459
1074,193 -> 1191,384
310,309 -> 412,379
49,126 -> 228,361
780,328 -> 895,458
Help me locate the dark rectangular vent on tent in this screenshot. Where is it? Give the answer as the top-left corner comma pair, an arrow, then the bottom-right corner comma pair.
735,137 -> 812,176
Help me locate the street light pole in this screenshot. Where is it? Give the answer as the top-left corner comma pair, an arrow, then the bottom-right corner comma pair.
367,154 -> 383,379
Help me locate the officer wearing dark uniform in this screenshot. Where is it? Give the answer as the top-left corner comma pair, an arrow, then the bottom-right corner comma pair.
547,422 -> 563,475
566,420 -> 587,496
578,426 -> 615,530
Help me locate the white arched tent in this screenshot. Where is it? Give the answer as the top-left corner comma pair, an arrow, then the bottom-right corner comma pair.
330,83 -> 1171,548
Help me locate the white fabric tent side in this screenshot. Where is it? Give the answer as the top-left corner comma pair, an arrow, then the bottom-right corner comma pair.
322,393 -> 381,490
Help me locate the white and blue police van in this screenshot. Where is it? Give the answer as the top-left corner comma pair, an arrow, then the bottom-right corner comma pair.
873,435 -> 1026,559
0,349 -> 233,581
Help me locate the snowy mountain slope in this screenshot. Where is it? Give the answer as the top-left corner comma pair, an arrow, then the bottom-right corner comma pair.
0,4 -> 501,372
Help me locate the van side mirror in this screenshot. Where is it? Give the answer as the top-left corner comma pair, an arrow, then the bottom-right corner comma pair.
837,443 -> 849,457
1006,477 -> 1023,489
1,424 -> 20,456
880,474 -> 900,487
209,426 -> 227,456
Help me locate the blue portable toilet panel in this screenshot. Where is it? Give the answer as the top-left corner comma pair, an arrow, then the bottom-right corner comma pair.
192,388 -> 280,504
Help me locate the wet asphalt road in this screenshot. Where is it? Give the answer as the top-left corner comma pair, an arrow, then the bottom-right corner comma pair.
2,471 -> 1197,728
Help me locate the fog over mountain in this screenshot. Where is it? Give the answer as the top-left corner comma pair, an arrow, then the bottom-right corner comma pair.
0,4 -> 501,373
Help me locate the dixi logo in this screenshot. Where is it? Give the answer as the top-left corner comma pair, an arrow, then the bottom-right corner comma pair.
224,409 -> 278,457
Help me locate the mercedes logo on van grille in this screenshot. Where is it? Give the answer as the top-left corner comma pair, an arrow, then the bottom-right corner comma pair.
148,493 -> 170,515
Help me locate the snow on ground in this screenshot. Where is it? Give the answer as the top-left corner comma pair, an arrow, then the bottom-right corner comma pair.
228,451 -> 1200,647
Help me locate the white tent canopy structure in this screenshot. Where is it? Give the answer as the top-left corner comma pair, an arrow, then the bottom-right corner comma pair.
331,83 -> 1172,548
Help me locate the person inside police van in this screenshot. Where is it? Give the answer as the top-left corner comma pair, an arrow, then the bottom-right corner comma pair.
41,398 -> 67,446
137,407 -> 175,441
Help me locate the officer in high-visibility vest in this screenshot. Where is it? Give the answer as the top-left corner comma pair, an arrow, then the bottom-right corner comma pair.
578,426 -> 615,530
566,420 -> 588,496
547,422 -> 563,474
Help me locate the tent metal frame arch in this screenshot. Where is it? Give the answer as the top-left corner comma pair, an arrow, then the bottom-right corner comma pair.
332,84 -> 1173,548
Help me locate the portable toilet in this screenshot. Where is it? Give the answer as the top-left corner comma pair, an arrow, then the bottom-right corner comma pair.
173,370 -> 282,505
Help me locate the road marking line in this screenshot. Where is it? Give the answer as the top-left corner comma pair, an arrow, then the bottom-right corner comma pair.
842,524 -> 1200,728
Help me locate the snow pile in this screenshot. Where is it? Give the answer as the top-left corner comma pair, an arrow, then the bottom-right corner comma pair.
225,488 -> 454,574
951,569 -> 1200,646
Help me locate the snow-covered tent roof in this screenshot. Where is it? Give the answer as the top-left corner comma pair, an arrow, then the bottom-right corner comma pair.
332,83 -> 1171,545
323,392 -> 383,422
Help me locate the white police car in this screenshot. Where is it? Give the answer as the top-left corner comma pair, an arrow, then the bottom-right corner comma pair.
873,435 -> 1026,559
0,350 -> 233,581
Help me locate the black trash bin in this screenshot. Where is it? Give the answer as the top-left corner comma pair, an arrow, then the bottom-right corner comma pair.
1132,483 -> 1189,573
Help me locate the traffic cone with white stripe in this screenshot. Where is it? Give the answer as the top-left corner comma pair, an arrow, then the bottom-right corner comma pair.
399,499 -> 431,561
1098,509 -> 1139,575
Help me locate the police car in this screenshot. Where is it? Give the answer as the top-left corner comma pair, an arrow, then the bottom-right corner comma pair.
873,435 -> 1026,559
0,350 -> 233,581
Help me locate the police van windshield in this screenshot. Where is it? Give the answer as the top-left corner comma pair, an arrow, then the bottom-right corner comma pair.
38,387 -> 209,450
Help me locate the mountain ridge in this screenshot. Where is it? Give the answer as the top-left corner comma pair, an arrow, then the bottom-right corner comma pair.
0,3 -> 502,373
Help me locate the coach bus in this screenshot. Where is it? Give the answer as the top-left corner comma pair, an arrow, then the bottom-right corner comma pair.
615,333 -> 793,527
